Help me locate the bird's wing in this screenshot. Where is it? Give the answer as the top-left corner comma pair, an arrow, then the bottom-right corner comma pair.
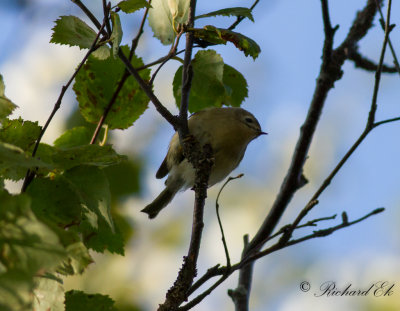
155,132 -> 185,179
155,156 -> 169,179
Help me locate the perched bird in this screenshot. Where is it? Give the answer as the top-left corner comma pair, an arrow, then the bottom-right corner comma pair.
142,107 -> 266,219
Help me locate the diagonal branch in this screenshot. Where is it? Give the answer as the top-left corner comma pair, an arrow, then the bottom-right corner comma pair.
90,0 -> 153,144
180,207 -> 385,310
21,19 -> 107,192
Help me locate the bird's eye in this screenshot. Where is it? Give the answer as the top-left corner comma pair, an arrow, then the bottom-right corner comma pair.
245,117 -> 254,123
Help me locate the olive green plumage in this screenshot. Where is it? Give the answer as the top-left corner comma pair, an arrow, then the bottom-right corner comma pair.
142,107 -> 266,219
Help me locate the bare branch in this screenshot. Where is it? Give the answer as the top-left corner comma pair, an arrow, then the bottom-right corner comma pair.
376,0 -> 400,75
149,30 -> 184,86
231,0 -> 384,309
215,174 -> 244,268
228,0 -> 260,31
367,0 -> 392,127
229,235 -> 252,311
347,47 -> 397,73
182,207 -> 384,310
244,208 -> 385,265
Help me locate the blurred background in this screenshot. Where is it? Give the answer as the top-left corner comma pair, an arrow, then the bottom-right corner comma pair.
1,0 -> 399,310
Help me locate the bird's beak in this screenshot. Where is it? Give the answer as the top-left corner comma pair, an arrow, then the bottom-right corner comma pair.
258,131 -> 268,136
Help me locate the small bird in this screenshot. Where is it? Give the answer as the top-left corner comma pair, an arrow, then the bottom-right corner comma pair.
142,107 -> 266,219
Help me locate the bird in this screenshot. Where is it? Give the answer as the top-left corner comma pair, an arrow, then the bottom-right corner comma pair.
142,107 -> 266,219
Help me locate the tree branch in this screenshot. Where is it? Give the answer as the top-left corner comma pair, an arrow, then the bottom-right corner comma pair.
228,0 -> 260,31
232,0 -> 383,309
21,19 -> 107,192
117,49 -> 178,128
347,46 -> 397,73
91,0 -> 153,144
181,207 -> 384,310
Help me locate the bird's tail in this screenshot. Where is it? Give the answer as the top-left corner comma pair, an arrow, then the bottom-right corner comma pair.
141,187 -> 177,219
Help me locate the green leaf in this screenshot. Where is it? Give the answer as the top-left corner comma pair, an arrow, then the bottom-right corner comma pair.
173,50 -> 248,112
222,64 -> 248,107
104,158 -> 141,200
50,16 -> 98,49
27,176 -> 83,227
148,0 -> 189,45
0,118 -> 41,151
33,276 -> 64,311
173,50 -> 224,112
73,45 -> 151,129
65,166 -> 114,231
51,145 -> 126,170
196,7 -> 254,22
58,242 -> 93,275
118,0 -> 152,13
0,192 -> 67,311
110,12 -> 123,58
65,290 -> 116,311
0,270 -> 33,311
193,26 -> 261,60
53,126 -> 93,148
0,75 -> 17,121
0,142 -> 52,180
28,166 -> 124,254
92,45 -> 111,60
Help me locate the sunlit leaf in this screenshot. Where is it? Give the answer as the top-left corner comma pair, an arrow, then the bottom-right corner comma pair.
0,118 -> 41,151
33,277 -> 64,311
0,142 -> 52,180
50,16 -> 98,49
148,0 -> 189,45
118,0 -> 152,13
0,192 -> 67,311
110,12 -> 123,58
0,74 -> 17,120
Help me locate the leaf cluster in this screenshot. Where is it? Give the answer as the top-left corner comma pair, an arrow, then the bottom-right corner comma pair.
0,0 -> 262,310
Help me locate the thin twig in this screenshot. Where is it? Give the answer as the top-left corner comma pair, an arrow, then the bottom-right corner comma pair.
367,0 -> 392,127
277,0 -> 393,245
130,0 -> 152,58
149,30 -> 184,86
215,174 -> 244,268
102,0 -> 112,35
376,0 -> 400,75
118,49 -> 178,128
228,0 -> 260,31
21,19 -> 107,192
320,0 -> 338,67
245,208 -> 385,265
71,0 -> 106,36
231,1 -> 383,310
91,0 -> 152,144
182,207 -> 384,310
347,47 -> 397,73
373,116 -> 400,127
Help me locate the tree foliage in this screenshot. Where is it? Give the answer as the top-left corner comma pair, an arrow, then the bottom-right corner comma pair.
0,0 -> 256,309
